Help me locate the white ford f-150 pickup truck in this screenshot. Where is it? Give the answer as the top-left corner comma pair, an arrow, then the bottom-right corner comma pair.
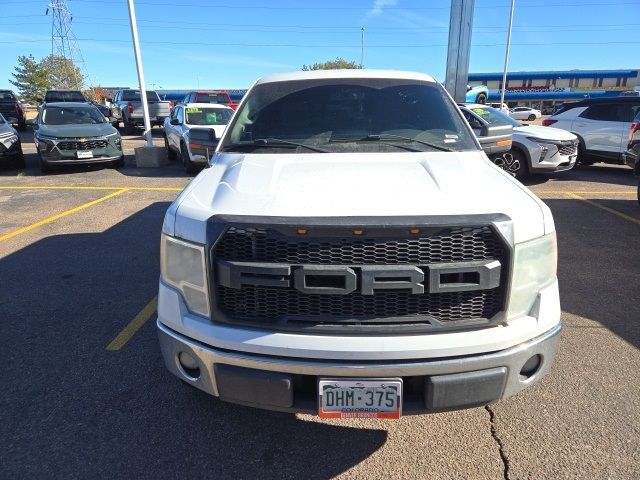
157,70 -> 561,419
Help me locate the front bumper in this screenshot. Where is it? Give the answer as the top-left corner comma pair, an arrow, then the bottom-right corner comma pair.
157,320 -> 561,414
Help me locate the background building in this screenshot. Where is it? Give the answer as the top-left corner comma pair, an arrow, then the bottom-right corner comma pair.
468,69 -> 640,113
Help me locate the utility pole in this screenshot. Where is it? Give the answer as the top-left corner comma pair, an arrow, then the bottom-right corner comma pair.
444,0 -> 475,103
126,0 -> 153,148
360,27 -> 365,68
499,0 -> 516,109
46,0 -> 88,90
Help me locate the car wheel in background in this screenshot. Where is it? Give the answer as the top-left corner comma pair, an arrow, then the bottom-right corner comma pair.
181,142 -> 197,174
528,114 -> 536,121
576,141 -> 595,166
493,150 -> 529,180
165,135 -> 177,161
476,93 -> 487,104
124,117 -> 135,135
15,146 -> 26,169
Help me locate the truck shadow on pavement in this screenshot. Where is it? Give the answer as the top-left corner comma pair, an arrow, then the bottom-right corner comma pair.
0,202 -> 386,480
545,198 -> 640,350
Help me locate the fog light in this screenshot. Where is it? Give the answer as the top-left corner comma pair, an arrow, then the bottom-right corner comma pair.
178,351 -> 200,379
519,354 -> 541,380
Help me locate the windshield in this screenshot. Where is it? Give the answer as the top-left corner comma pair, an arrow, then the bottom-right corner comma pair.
221,79 -> 477,153
194,93 -> 230,104
0,91 -> 16,102
121,91 -> 159,102
468,106 -> 521,127
45,91 -> 86,102
185,107 -> 233,125
41,106 -> 106,125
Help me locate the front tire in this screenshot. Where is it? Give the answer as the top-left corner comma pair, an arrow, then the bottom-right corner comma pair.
493,150 -> 529,181
476,93 -> 487,104
527,114 -> 536,121
181,142 -> 197,174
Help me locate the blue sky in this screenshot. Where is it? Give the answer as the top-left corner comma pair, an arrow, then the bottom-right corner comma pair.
1,0 -> 638,90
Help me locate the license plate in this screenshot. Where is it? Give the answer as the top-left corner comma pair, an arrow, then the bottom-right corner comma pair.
77,150 -> 93,159
318,378 -> 402,419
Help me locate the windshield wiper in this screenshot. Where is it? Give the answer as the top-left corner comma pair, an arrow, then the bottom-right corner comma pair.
361,134 -> 454,152
249,137 -> 329,153
342,133 -> 454,152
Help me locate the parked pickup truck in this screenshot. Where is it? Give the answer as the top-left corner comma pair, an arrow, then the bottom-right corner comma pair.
111,89 -> 171,134
158,70 -> 561,419
0,90 -> 26,131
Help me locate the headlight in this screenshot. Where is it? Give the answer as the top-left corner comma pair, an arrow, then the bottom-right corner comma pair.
107,132 -> 122,146
507,233 -> 557,318
35,134 -> 57,152
160,234 -> 210,317
526,137 -> 558,162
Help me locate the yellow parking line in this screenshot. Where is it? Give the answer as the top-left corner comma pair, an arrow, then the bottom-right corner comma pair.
565,192 -> 640,226
0,186 -> 183,191
539,190 -> 635,196
0,188 -> 129,242
106,296 -> 158,351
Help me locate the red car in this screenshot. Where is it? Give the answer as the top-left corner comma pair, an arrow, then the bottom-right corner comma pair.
180,91 -> 237,110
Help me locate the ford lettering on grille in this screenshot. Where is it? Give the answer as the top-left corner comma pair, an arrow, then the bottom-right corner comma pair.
217,260 -> 501,295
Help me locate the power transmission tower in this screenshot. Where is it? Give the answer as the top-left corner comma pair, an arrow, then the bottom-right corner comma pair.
46,0 -> 89,90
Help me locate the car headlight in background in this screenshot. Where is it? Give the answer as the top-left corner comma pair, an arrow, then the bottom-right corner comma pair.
526,137 -> 559,162
0,131 -> 19,147
507,233 -> 557,319
160,234 -> 210,318
106,132 -> 122,147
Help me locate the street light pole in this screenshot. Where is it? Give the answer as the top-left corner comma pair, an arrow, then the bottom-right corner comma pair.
361,27 -> 365,68
499,0 -> 515,109
126,0 -> 153,148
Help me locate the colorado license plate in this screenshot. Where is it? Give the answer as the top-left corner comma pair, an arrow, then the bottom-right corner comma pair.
77,150 -> 93,159
318,378 -> 402,419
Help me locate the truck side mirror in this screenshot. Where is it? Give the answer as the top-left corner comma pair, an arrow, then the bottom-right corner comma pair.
477,123 -> 512,155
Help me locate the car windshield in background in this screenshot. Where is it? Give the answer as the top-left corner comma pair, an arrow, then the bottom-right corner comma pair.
185,107 -> 232,126
195,93 -> 229,104
41,106 -> 106,125
0,91 -> 16,101
222,79 -> 477,153
45,91 -> 86,102
121,91 -> 159,102
469,106 -> 521,127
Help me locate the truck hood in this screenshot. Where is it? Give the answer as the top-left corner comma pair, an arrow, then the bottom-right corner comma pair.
171,151 -> 551,244
514,124 -> 576,141
37,123 -> 117,138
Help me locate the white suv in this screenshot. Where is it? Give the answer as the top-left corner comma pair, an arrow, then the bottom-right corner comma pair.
544,97 -> 640,165
157,70 -> 561,419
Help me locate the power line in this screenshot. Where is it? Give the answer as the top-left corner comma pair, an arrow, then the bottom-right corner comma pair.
3,0 -> 639,7
3,38 -> 638,48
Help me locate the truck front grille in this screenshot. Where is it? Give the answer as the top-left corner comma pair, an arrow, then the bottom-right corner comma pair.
210,220 -> 510,334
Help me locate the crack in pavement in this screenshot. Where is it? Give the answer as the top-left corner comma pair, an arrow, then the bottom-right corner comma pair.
486,405 -> 511,480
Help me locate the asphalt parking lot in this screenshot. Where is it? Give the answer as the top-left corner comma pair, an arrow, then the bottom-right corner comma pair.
1,129 -> 639,480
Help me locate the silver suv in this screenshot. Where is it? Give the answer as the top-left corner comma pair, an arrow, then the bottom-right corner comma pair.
544,97 -> 640,165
